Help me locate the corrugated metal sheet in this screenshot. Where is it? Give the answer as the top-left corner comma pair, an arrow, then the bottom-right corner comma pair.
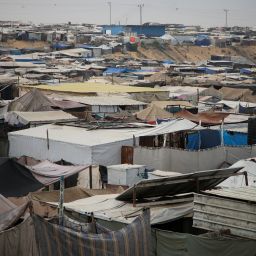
193,188 -> 256,239
203,187 -> 256,203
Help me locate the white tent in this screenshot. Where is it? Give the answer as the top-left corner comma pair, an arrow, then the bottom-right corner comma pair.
8,119 -> 203,166
8,124 -> 148,166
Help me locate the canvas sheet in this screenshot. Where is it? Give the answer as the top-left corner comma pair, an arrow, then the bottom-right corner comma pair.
0,217 -> 39,256
152,229 -> 256,256
134,145 -> 256,173
27,160 -> 88,185
33,209 -> 151,256
0,195 -> 28,231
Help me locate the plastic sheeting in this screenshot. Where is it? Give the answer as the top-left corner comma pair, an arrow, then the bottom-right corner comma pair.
151,229 -> 256,256
0,217 -> 39,256
220,159 -> 256,188
5,111 -> 77,126
133,145 -> 256,173
0,195 -> 28,232
8,124 -> 143,165
63,195 -> 193,225
186,130 -> 247,150
27,160 -> 88,186
186,130 -> 221,150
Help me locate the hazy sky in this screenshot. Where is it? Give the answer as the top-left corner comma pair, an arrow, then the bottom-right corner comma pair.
0,0 -> 255,27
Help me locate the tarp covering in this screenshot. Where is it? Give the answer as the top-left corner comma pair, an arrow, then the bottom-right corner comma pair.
33,209 -> 151,256
5,111 -> 77,126
0,158 -> 44,197
135,104 -> 173,122
0,217 -> 39,256
220,158 -> 256,188
27,160 -> 88,186
133,145 -> 256,173
175,109 -> 230,125
136,119 -> 201,137
152,229 -> 256,256
223,131 -> 247,146
31,186 -> 93,203
186,130 -> 221,150
0,195 -> 28,231
186,130 -> 247,150
219,87 -> 254,102
8,124 -> 151,165
63,195 -> 193,225
8,88 -> 55,112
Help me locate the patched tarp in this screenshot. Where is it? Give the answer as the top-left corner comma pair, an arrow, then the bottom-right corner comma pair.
33,209 -> 151,256
0,217 -> 39,256
152,229 -> 256,256
0,158 -> 44,197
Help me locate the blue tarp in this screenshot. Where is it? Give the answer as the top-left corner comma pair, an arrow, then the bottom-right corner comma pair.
163,59 -> 175,64
223,131 -> 247,146
240,68 -> 254,74
103,67 -> 136,75
195,35 -> 211,46
186,130 -> 247,150
186,130 -> 221,150
51,42 -> 72,50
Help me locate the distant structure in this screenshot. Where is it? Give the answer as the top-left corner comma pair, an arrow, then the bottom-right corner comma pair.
224,9 -> 230,27
138,4 -> 144,26
107,2 -> 112,25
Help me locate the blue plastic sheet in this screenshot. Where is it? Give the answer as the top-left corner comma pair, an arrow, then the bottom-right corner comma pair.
186,130 -> 247,150
223,131 -> 247,146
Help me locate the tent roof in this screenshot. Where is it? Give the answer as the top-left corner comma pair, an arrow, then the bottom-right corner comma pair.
5,111 -> 78,126
135,104 -> 173,122
136,119 -> 202,137
175,109 -> 241,125
8,88 -> 54,112
63,194 -> 193,225
21,82 -> 166,95
0,158 -> 43,197
152,100 -> 194,109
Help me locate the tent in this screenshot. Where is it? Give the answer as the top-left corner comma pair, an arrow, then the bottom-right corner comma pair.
5,111 -> 77,126
0,158 -> 44,197
135,104 -> 173,122
8,124 -> 153,166
8,88 -> 55,112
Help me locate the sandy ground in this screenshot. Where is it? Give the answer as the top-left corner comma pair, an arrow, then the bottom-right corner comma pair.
112,45 -> 256,63
1,39 -> 256,63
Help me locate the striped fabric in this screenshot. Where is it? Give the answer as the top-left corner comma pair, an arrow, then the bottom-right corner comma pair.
33,209 -> 150,256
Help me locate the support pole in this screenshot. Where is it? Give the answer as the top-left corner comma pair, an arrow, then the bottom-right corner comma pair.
59,175 -> 64,226
89,165 -> 92,189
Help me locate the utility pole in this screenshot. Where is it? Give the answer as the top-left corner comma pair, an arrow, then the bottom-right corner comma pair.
107,2 -> 112,25
224,9 -> 229,27
138,4 -> 144,26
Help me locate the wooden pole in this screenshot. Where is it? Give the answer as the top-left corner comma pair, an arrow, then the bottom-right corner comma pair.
59,175 -> 64,226
89,165 -> 92,189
